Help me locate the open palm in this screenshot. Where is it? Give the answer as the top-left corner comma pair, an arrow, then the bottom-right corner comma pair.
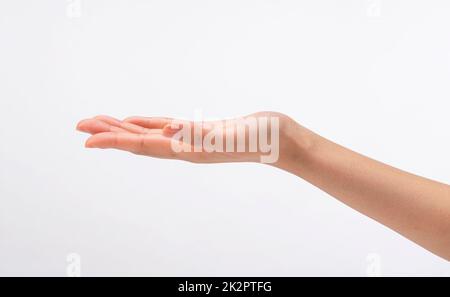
76,112 -> 285,163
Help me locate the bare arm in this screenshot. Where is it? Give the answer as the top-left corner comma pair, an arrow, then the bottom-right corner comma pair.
77,112 -> 450,260
276,120 -> 450,261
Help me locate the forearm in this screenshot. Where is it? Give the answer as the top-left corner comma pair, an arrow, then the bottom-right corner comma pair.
275,122 -> 450,261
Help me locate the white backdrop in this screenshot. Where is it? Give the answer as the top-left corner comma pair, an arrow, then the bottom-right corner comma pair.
0,0 -> 449,276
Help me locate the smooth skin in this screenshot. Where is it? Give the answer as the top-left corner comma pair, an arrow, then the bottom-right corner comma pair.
77,112 -> 450,261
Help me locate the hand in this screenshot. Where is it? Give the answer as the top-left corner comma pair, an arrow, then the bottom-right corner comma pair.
76,112 -> 302,164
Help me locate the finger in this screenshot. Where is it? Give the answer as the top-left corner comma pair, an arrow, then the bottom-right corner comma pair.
85,132 -> 146,154
76,118 -> 128,134
162,120 -> 222,139
93,115 -> 123,126
123,116 -> 173,129
162,120 -> 191,136
95,115 -> 163,135
85,132 -> 175,158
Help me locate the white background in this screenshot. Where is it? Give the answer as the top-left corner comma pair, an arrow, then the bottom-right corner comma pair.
0,0 -> 449,276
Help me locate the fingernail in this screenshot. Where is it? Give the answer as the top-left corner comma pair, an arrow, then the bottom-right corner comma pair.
76,120 -> 86,131
85,140 -> 95,148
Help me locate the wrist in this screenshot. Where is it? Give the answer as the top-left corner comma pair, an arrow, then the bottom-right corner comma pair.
272,118 -> 318,172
